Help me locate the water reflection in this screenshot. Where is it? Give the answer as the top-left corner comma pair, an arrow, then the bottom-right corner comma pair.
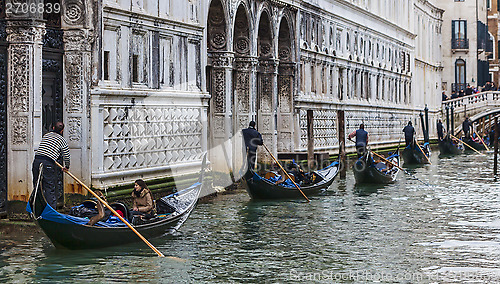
2,150 -> 500,282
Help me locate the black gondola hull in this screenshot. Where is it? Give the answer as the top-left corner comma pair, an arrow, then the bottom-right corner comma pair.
438,140 -> 463,156
402,148 -> 430,165
28,154 -> 207,250
353,152 -> 400,184
35,209 -> 192,249
242,162 -> 339,200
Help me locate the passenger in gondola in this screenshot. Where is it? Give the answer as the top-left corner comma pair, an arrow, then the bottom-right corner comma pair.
87,190 -> 107,226
403,121 -> 415,147
437,119 -> 445,141
290,164 -> 311,185
348,123 -> 369,157
275,167 -> 293,186
130,179 -> 155,219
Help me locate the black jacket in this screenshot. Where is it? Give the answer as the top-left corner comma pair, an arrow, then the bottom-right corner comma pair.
242,127 -> 263,152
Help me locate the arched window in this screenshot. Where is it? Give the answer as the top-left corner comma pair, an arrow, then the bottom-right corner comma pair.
455,59 -> 466,91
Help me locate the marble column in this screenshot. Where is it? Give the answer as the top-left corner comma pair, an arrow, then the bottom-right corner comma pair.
6,19 -> 44,202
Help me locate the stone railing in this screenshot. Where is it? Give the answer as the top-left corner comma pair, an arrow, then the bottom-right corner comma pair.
442,91 -> 500,133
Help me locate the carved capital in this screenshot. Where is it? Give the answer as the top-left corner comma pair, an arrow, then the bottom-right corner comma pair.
6,20 -> 45,43
210,52 -> 234,68
63,29 -> 93,51
234,56 -> 258,72
259,59 -> 279,74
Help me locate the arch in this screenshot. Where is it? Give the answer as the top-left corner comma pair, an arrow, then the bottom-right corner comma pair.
207,0 -> 229,52
233,4 -> 251,56
455,58 -> 466,90
257,9 -> 273,59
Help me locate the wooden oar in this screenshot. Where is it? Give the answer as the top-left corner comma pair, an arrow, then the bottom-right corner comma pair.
415,140 -> 432,164
262,144 -> 310,202
371,150 -> 431,187
473,128 -> 490,151
450,134 -> 486,156
55,161 -> 165,257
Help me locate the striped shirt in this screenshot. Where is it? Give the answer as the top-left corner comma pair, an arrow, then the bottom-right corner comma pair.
35,131 -> 70,168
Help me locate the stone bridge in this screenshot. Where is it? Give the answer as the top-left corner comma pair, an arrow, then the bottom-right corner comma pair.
442,91 -> 500,135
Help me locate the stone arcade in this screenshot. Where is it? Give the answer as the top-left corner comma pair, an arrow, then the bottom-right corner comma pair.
0,0 -> 443,214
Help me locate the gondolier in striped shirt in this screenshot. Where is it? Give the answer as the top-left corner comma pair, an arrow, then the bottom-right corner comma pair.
32,121 -> 70,208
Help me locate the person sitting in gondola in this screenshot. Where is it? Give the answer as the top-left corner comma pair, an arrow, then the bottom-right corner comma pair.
290,163 -> 311,185
130,179 -> 155,219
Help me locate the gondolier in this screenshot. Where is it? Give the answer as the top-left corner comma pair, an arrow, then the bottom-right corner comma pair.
437,119 -> 445,141
348,123 -> 369,157
32,121 -> 70,208
242,121 -> 263,170
403,121 -> 415,147
462,117 -> 472,138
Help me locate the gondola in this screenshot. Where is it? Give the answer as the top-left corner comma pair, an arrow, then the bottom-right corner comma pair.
242,160 -> 340,200
438,135 -> 464,156
402,142 -> 431,165
353,150 -> 400,184
26,154 -> 207,250
462,137 -> 486,152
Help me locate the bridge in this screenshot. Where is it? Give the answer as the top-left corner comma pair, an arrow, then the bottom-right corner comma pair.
442,91 -> 500,136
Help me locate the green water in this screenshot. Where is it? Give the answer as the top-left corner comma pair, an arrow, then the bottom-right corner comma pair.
2,152 -> 500,283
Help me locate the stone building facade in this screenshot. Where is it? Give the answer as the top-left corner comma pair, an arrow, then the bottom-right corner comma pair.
0,0 -> 444,213
487,0 -> 500,85
438,0 -> 489,95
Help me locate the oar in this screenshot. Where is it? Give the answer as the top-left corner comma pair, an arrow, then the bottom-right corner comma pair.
262,144 -> 310,202
473,128 -> 490,152
55,161 -> 165,257
450,134 -> 486,156
415,140 -> 432,164
371,150 -> 432,187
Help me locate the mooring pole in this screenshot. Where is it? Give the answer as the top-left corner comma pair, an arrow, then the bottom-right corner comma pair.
450,106 -> 455,136
307,109 -> 314,170
446,105 -> 450,136
337,109 -> 346,178
495,117 -> 498,176
424,105 -> 429,142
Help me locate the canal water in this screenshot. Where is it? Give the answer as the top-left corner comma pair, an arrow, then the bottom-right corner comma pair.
2,151 -> 500,283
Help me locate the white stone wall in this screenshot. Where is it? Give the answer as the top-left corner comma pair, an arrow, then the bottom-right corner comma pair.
90,1 -> 208,189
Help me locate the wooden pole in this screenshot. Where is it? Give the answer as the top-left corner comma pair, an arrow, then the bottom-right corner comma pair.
54,161 -> 165,257
450,134 -> 486,156
262,144 -> 310,202
415,140 -> 432,164
371,150 -> 431,186
337,110 -> 346,178
307,110 -> 314,170
495,117 -> 498,175
474,128 -> 490,151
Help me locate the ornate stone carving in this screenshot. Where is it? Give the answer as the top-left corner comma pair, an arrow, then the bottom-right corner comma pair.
62,0 -> 85,26
9,44 -> 29,112
6,21 -> 45,43
64,53 -> 83,113
11,116 -> 27,145
67,117 -> 81,142
235,37 -> 250,54
212,69 -> 225,113
278,76 -> 291,112
63,29 -> 93,51
235,71 -> 249,112
259,75 -> 272,112
211,52 -> 233,68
